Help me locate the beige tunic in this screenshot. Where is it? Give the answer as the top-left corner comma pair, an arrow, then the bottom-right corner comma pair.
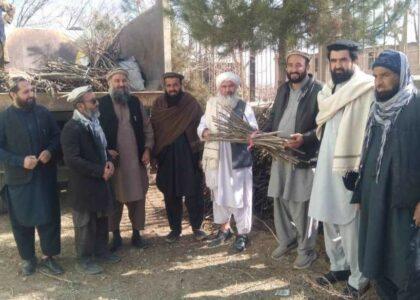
112,102 -> 152,203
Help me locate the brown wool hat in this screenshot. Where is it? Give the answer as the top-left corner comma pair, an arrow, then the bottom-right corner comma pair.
106,68 -> 129,81
162,72 -> 184,81
286,50 -> 311,62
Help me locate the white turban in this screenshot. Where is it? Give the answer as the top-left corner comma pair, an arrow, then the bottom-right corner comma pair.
216,72 -> 241,89
65,85 -> 93,103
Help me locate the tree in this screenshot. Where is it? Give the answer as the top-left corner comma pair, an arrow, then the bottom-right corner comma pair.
15,0 -> 53,27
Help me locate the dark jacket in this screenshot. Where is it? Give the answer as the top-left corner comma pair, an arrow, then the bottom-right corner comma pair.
61,118 -> 112,212
98,94 -> 145,157
0,104 -> 60,185
353,93 -> 420,209
263,74 -> 323,167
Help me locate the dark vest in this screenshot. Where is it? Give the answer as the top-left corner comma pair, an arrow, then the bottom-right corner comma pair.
98,94 -> 145,156
1,105 -> 53,185
231,100 -> 253,169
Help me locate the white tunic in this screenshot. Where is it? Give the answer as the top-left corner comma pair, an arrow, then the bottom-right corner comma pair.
309,109 -> 357,225
198,103 -> 258,209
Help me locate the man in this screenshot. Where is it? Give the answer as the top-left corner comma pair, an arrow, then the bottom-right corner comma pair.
308,40 -> 373,297
352,50 -> 420,299
151,72 -> 206,243
0,77 -> 63,276
198,72 -> 258,252
61,86 -> 120,275
98,69 -> 154,252
264,51 -> 322,268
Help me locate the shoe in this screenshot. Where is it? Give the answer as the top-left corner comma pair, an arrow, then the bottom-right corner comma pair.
165,231 -> 181,243
96,252 -> 121,264
131,230 -> 150,249
271,240 -> 298,260
233,234 -> 249,252
22,257 -> 37,276
316,270 -> 351,287
110,230 -> 123,252
208,229 -> 232,248
76,258 -> 103,275
293,251 -> 317,269
342,283 -> 370,298
193,229 -> 208,241
40,257 -> 64,275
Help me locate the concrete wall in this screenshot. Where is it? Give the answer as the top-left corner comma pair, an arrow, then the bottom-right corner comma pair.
115,0 -> 171,90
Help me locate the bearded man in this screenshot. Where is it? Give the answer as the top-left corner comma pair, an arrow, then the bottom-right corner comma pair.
0,77 -> 63,276
151,72 -> 207,243
198,72 -> 258,252
308,40 -> 373,297
98,69 -> 154,252
264,51 -> 322,268
62,86 -> 120,275
352,50 -> 420,299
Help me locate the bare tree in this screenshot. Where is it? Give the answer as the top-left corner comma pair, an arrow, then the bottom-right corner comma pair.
15,0 -> 53,27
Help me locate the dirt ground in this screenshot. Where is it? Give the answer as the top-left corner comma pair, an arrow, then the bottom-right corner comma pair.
0,185 -> 379,300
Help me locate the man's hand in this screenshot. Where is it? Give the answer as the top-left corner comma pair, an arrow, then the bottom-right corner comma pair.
202,129 -> 210,141
108,149 -> 119,160
413,202 -> 420,227
103,162 -> 114,181
38,150 -> 52,164
141,148 -> 151,166
286,133 -> 304,149
23,156 -> 38,170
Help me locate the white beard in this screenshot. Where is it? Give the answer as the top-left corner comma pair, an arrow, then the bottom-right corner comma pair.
215,94 -> 239,108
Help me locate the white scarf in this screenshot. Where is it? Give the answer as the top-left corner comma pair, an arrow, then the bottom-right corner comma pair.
316,65 -> 375,173
72,109 -> 108,159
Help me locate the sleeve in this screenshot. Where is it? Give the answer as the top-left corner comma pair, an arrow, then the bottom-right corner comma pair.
61,125 -> 104,179
0,113 -> 24,167
140,102 -> 154,151
244,103 -> 259,131
197,114 -> 208,141
45,110 -> 61,158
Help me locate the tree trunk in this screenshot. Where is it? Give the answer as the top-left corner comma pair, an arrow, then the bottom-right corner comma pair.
277,40 -> 288,85
249,49 -> 256,102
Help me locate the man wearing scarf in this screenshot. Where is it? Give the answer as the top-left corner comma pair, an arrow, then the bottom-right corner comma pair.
264,51 -> 322,268
0,77 -> 62,276
61,86 -> 120,275
308,40 -> 373,297
98,69 -> 154,252
198,72 -> 258,252
151,72 -> 207,243
352,50 -> 420,299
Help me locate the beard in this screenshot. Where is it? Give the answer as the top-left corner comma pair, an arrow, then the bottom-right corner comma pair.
84,108 -> 100,119
110,86 -> 130,104
331,68 -> 354,85
375,85 -> 400,102
16,97 -> 36,110
286,70 -> 307,83
217,94 -> 239,108
165,90 -> 183,106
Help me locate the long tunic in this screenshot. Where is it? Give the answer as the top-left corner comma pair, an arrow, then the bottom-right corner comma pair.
267,78 -> 314,202
3,108 -> 59,226
309,84 -> 356,225
198,103 -> 258,208
358,123 -> 419,289
112,102 -> 150,203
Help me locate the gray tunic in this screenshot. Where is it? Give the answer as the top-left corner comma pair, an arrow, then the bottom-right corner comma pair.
267,77 -> 314,202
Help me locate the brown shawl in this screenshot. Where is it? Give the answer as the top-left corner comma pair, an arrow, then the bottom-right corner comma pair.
151,92 -> 203,156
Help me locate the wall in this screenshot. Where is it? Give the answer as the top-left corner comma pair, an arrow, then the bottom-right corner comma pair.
115,0 -> 171,90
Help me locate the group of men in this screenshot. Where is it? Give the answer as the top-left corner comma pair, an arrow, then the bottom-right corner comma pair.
0,38 -> 419,299
265,40 -> 420,299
